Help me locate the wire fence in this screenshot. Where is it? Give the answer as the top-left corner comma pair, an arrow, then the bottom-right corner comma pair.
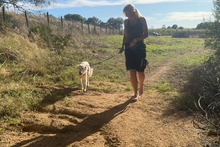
1,6 -> 122,35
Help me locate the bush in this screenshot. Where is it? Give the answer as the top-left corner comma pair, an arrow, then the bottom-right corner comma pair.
172,31 -> 190,38
178,56 -> 220,140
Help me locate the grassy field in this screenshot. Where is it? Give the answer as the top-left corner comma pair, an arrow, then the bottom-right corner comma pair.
0,28 -> 210,125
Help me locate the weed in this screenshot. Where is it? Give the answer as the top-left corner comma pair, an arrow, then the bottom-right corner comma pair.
151,80 -> 174,94
125,85 -> 132,91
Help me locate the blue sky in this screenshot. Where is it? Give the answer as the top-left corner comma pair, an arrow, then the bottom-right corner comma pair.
20,0 -> 213,28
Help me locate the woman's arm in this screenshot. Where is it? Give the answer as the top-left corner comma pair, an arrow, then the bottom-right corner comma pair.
136,17 -> 148,41
119,19 -> 128,53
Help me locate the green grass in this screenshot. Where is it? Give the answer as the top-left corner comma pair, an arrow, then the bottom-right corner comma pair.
148,80 -> 175,94
146,36 -> 205,65
176,53 -> 209,67
0,28 -> 208,120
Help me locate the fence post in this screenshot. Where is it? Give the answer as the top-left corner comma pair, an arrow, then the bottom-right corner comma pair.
47,12 -> 49,25
61,16 -> 63,27
88,23 -> 90,34
81,21 -> 83,31
25,11 -> 29,27
94,22 -> 96,33
2,6 -> 5,22
118,25 -> 120,34
106,25 -> 107,34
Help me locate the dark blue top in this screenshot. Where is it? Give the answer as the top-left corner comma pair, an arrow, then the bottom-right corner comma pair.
125,18 -> 143,45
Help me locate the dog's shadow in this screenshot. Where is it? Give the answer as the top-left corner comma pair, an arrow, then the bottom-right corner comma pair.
12,99 -> 132,147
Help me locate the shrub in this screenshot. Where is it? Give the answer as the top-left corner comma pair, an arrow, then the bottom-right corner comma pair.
178,55 -> 220,141
172,31 -> 190,38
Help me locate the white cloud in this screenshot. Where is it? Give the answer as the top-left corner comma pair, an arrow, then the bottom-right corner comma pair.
134,0 -> 185,4
165,11 -> 213,21
17,0 -> 187,10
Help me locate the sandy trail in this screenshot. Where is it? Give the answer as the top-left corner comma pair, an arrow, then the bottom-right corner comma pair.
1,55 -> 202,147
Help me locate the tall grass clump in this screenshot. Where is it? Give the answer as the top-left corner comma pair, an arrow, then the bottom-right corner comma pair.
29,24 -> 72,54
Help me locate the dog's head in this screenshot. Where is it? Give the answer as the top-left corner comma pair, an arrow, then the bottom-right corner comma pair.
78,62 -> 88,76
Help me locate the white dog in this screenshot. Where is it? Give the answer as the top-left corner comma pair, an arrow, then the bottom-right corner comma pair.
78,61 -> 93,92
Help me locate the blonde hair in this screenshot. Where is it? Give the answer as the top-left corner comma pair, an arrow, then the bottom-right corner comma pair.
123,4 -> 142,18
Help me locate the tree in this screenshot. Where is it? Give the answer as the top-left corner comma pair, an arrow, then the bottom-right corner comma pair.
85,17 -> 101,25
196,22 -> 212,29
162,25 -> 166,29
0,0 -> 52,8
64,14 -> 86,22
178,26 -> 184,29
107,17 -> 123,29
171,24 -> 178,29
100,22 -> 106,27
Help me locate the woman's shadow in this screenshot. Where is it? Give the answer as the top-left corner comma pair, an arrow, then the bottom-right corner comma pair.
13,99 -> 133,147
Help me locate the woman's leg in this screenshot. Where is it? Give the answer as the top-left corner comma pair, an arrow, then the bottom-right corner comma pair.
138,71 -> 145,96
130,69 -> 138,98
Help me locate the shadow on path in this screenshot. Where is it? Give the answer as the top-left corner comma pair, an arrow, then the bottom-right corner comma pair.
13,99 -> 132,147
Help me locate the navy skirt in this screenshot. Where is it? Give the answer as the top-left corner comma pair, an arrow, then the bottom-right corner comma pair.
125,42 -> 148,72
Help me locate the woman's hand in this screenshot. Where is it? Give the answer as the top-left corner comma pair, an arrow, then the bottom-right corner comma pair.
130,39 -> 137,47
118,47 -> 124,54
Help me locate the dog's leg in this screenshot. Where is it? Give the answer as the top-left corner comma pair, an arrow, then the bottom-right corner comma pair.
84,73 -> 87,92
88,76 -> 90,87
80,78 -> 84,91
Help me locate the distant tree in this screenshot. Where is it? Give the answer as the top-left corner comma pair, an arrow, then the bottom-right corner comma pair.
171,24 -> 178,29
178,26 -> 184,29
196,22 -> 212,29
167,26 -> 171,29
162,25 -> 166,29
64,14 -> 86,22
85,17 -> 101,25
107,17 -> 123,29
100,22 -> 106,27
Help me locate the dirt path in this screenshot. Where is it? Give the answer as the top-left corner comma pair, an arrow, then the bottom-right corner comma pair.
1,55 -> 202,147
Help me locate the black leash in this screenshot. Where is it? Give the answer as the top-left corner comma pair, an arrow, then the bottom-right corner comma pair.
90,53 -> 119,67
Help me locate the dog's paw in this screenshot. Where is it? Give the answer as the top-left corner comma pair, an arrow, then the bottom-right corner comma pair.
83,89 -> 87,92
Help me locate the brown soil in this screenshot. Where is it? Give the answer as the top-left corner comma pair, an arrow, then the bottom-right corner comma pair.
0,56 -> 204,147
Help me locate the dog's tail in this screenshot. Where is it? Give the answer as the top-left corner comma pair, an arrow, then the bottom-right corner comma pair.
89,68 -> 93,77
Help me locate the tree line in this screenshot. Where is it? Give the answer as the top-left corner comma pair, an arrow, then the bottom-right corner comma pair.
161,23 -> 211,30
64,14 -> 124,30
1,0 -> 124,30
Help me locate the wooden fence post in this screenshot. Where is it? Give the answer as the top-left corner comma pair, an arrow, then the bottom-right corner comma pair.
61,16 -> 63,27
2,6 -> 5,22
94,22 -> 96,33
106,25 -> 107,34
47,12 -> 49,25
81,21 -> 83,31
25,11 -> 29,27
118,25 -> 120,34
88,23 -> 90,34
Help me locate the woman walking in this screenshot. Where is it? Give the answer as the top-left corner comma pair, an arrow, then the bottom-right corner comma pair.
119,4 -> 149,101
